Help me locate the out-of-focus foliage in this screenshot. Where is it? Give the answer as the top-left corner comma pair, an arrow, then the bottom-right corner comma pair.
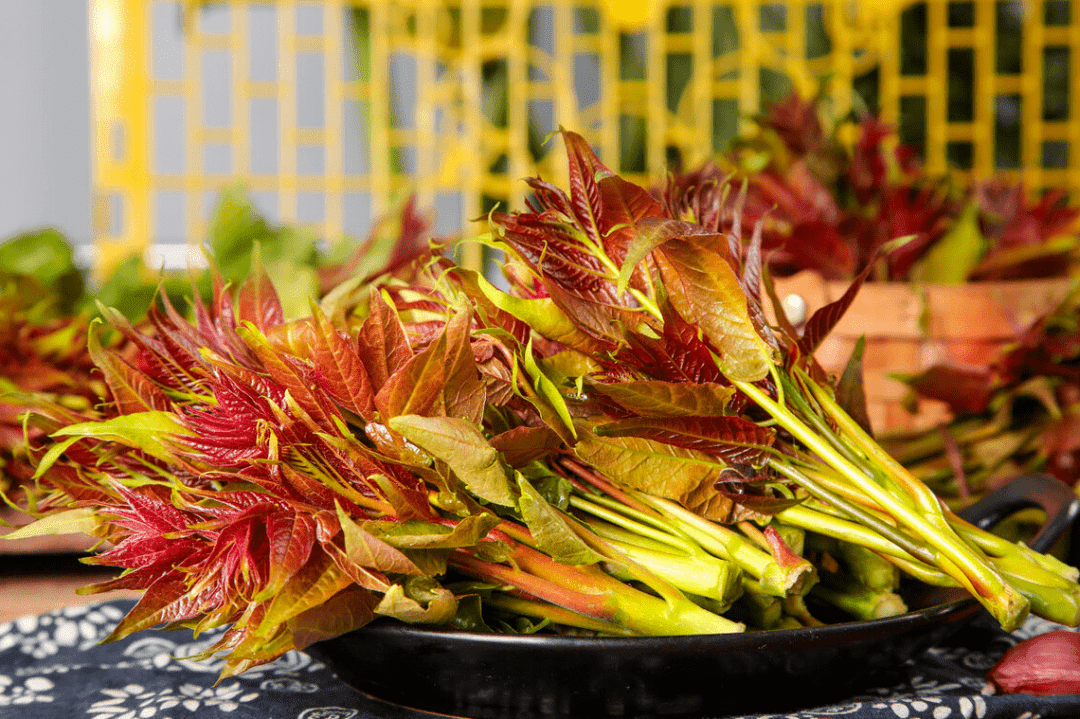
0,187 -> 435,497
884,286 -> 1080,500
0,273 -> 107,495
671,90 -> 1080,284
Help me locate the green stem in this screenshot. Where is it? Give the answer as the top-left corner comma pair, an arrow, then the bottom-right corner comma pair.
811,584 -> 908,621
768,460 -> 938,566
728,583 -> 782,629
478,542 -> 744,635
810,381 -> 1071,621
735,378 -> 1028,630
581,517 -> 742,602
779,502 -> 953,586
634,493 -> 804,596
945,513 -> 1080,624
554,509 -> 749,634
450,551 -> 625,626
570,494 -> 694,554
948,512 -> 1079,583
782,593 -> 824,627
797,370 -> 949,516
836,541 -> 900,592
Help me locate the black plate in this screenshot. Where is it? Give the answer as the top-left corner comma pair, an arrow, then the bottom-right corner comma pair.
309,473 -> 1079,719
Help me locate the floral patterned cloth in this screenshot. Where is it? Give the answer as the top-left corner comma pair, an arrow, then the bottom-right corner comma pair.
1,600 -> 1077,719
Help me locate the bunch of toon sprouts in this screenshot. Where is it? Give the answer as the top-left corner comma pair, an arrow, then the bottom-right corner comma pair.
6,131 -> 1079,678
882,285 -> 1080,502
703,89 -> 1079,284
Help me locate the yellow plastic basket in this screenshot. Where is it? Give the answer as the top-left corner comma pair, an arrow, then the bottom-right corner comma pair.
89,0 -> 1080,276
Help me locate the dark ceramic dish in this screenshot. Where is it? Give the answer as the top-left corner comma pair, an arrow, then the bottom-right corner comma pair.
309,473 -> 1079,719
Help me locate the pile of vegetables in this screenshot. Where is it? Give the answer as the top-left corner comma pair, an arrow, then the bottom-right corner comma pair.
0,273 -> 105,496
0,189 -> 432,500
702,90 -> 1080,283
883,285 -> 1080,501
7,131 -> 1079,680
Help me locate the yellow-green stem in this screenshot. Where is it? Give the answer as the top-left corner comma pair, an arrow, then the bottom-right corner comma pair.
735,378 -> 1027,629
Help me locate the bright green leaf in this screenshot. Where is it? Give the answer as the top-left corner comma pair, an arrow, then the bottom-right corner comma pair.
389,415 -> 516,506
32,435 -> 85,479
517,473 -> 601,565
1,508 -> 100,540
912,202 -> 987,284
522,338 -> 577,440
52,411 -> 193,464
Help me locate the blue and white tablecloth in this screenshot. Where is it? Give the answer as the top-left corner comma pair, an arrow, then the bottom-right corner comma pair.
1,599 -> 1078,719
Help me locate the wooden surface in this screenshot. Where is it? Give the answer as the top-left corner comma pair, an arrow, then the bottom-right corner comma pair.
0,572 -> 140,623
1,509 -> 139,623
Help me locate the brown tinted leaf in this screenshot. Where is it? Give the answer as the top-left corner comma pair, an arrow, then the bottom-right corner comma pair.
357,291 -> 413,390
543,282 -> 641,350
588,380 -> 735,417
103,575 -> 207,643
440,310 -> 486,424
287,585 -> 378,650
489,425 -> 564,467
560,130 -> 664,272
255,550 -> 354,635
237,250 -> 285,331
899,363 -> 996,414
374,580 -> 457,624
835,336 -> 873,436
87,321 -> 169,414
374,333 -> 444,420
616,218 -> 720,293
310,303 -> 375,418
655,237 -> 772,381
797,254 -> 877,357
679,486 -> 737,523
574,429 -> 727,500
240,325 -> 342,429
263,511 -> 317,598
594,415 -> 775,466
336,503 -> 424,575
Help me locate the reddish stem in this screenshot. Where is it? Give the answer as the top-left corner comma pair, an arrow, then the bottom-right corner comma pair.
557,458 -> 656,516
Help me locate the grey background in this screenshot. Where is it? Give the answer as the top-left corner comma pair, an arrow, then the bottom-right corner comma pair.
0,1 -> 560,270
0,0 -> 93,262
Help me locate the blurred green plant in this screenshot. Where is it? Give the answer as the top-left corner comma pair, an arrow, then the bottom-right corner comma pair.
0,229 -> 85,315
0,186 -> 434,496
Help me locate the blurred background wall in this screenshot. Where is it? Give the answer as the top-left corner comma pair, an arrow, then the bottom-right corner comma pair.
0,2 -> 93,260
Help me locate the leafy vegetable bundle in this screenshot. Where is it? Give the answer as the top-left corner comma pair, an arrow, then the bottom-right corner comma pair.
0,272 -> 108,496
0,190 -> 432,501
708,90 -> 1079,283
10,131 -> 1079,679
883,286 -> 1080,500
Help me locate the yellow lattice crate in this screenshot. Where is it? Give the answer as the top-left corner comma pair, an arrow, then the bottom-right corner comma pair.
89,0 -> 1080,276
